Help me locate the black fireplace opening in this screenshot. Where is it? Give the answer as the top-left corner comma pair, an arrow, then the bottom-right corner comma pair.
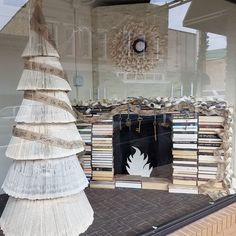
113,114 -> 173,179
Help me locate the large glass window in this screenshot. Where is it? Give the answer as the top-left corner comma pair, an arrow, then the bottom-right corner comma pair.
1,0 -> 236,235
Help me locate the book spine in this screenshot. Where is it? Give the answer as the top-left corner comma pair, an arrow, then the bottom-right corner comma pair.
197,114 -> 224,186
172,112 -> 199,188
92,118 -> 114,182
77,124 -> 92,180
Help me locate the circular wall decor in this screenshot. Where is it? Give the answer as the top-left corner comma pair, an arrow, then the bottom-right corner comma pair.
108,22 -> 160,74
132,38 -> 147,54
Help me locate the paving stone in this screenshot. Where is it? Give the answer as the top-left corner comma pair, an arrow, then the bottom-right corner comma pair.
0,189 -> 211,236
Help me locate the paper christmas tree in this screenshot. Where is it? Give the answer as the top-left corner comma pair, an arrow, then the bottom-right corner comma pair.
0,1 -> 94,235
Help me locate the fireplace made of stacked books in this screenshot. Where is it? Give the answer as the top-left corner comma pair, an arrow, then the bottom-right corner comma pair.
112,112 -> 201,193
89,110 -> 222,194
113,114 -> 173,179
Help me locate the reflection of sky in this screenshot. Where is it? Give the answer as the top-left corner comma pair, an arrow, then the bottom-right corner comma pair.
0,0 -> 28,30
151,0 -> 227,50
0,0 -> 227,50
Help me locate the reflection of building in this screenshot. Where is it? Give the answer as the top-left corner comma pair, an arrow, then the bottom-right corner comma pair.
0,0 -> 198,191
0,0 -> 93,102
167,28 -> 197,97
184,0 -> 236,173
168,29 -> 197,75
0,1 -> 198,100
0,0 -> 93,194
203,48 -> 226,97
184,0 -> 235,100
92,4 -> 197,98
206,49 -> 226,88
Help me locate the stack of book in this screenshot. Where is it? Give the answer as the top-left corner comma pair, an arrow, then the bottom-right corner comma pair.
91,119 -> 114,181
114,175 -> 170,190
89,180 -> 115,189
77,123 -> 92,180
170,113 -> 199,194
168,184 -> 199,194
198,115 -> 224,188
141,177 -> 170,190
115,180 -> 142,189
115,175 -> 142,189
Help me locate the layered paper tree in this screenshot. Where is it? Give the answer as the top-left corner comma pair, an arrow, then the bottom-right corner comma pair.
0,1 -> 94,235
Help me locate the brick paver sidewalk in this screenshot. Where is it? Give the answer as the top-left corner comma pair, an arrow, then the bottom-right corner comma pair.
0,189 -> 211,236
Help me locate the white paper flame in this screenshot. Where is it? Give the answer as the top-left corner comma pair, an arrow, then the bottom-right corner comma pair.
126,146 -> 153,177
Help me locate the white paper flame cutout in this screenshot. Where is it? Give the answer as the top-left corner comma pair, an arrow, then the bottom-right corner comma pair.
126,146 -> 153,177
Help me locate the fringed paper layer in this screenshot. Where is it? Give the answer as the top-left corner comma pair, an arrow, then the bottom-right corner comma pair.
22,30 -> 59,58
24,56 -> 64,70
22,2 -> 59,58
2,155 -> 88,200
6,123 -> 84,160
16,91 -> 76,123
17,57 -> 71,91
0,191 -> 94,236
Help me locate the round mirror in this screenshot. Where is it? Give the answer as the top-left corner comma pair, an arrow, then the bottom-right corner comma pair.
132,38 -> 147,54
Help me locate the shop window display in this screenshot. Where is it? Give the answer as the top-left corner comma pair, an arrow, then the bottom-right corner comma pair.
0,0 -> 236,235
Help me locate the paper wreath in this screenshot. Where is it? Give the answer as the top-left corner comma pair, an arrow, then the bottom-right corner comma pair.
108,21 -> 160,74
